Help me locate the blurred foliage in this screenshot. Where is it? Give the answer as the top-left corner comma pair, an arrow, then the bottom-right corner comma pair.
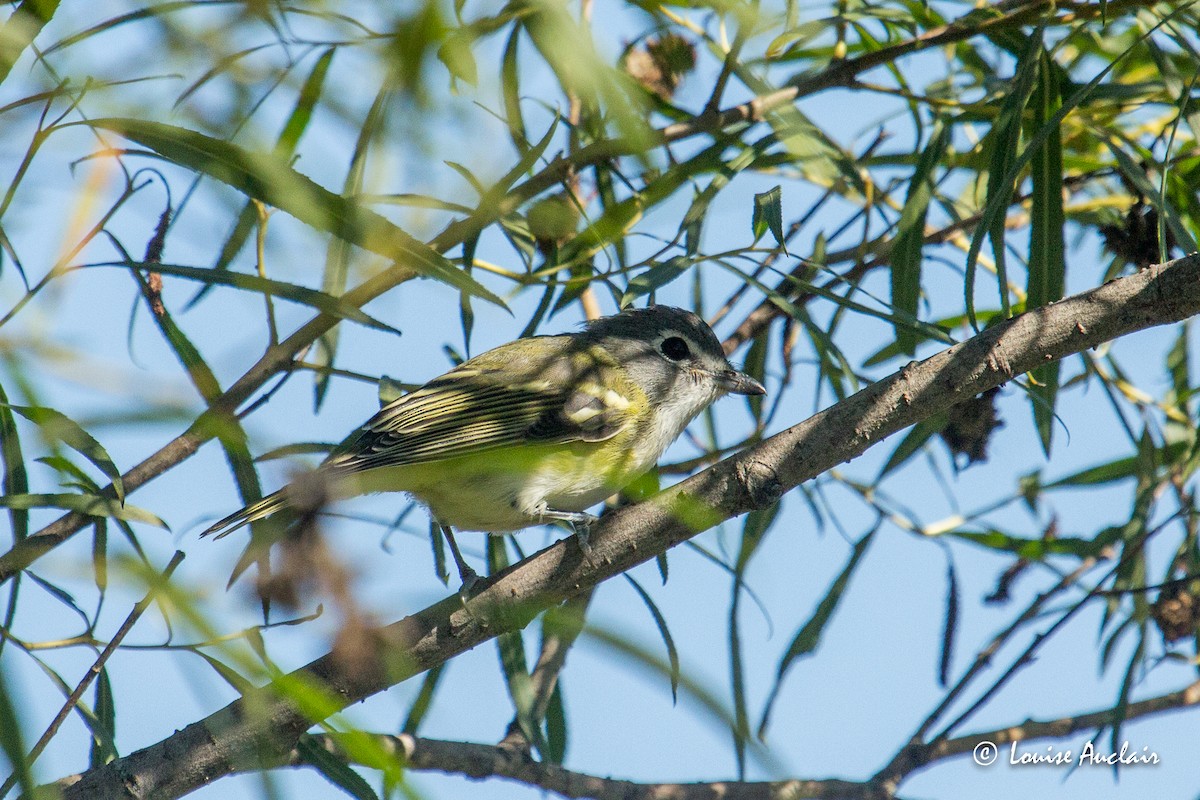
1,0 -> 1200,796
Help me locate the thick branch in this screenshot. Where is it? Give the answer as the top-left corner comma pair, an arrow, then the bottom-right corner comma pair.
58,254 -> 1200,799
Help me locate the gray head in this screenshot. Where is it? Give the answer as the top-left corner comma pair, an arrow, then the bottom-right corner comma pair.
583,306 -> 766,408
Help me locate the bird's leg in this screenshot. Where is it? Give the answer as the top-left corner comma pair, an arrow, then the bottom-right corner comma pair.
540,509 -> 598,555
440,524 -> 480,597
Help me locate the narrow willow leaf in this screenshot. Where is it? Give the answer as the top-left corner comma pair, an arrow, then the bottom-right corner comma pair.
544,682 -> 567,765
0,381 -> 29,544
101,261 -> 400,334
758,527 -> 876,738
890,120 -> 951,354
622,256 -> 690,306
124,265 -> 266,543
968,28 -> 1044,326
0,0 -> 61,85
1041,444 -> 1186,490
430,518 -> 448,585
730,590 -> 748,776
92,519 -> 108,594
401,664 -> 444,734
729,503 -> 779,774
6,404 -> 125,502
939,558 -> 959,687
489,538 -> 544,752
0,667 -> 33,797
1167,324 -> 1191,415
197,47 -> 338,305
878,413 -> 947,479
195,652 -> 256,695
751,186 -> 784,247
88,667 -> 118,768
1027,48 -> 1066,455
501,26 -> 527,151
624,574 -> 680,701
296,735 -> 381,800
0,492 -> 166,527
87,118 -> 505,308
438,32 -> 478,86
945,528 -> 1103,559
1109,633 -> 1146,759
743,328 -> 768,422
317,84 -> 392,410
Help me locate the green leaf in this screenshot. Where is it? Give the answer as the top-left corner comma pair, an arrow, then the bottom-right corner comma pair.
729,502 -> 780,775
0,492 -> 166,527
488,538 -> 544,753
751,186 -> 784,247
0,666 -> 33,797
890,119 -> 951,355
967,27 -> 1045,326
621,256 -> 690,306
501,27 -> 527,152
624,574 -> 679,701
0,0 -> 61,85
194,652 -> 256,695
85,118 -> 506,308
544,682 -> 567,765
0,381 -> 29,545
88,667 -> 118,768
102,261 -> 401,334
1026,47 -> 1066,455
296,735 -> 381,800
939,558 -> 959,687
6,404 -> 125,503
945,528 -> 1103,559
401,664 -> 444,735
878,413 -> 947,478
315,81 -> 391,411
758,527 -> 876,738
438,32 -> 478,86
1167,323 -> 1191,415
197,47 -> 338,305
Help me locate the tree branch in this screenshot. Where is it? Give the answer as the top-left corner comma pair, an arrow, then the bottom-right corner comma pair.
52,253 -> 1200,799
58,680 -> 1197,800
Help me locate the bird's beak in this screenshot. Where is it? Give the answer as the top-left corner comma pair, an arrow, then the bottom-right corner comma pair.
717,367 -> 766,396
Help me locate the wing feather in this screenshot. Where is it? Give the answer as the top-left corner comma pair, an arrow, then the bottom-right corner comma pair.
325,339 -> 638,472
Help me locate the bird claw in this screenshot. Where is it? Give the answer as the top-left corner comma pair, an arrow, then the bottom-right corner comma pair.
573,515 -> 596,557
457,565 -> 481,601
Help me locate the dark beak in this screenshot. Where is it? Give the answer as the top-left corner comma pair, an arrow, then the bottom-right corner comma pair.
717,367 -> 766,396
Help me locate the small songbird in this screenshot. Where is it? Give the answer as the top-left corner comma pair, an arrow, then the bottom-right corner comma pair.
203,305 -> 765,590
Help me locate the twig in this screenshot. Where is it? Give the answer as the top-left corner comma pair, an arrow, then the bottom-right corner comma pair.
0,551 -> 184,797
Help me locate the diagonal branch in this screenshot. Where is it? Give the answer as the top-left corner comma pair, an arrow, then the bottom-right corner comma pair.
55,253 -> 1200,799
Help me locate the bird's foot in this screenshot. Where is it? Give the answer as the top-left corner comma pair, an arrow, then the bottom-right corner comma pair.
539,509 -> 598,558
457,564 -> 481,603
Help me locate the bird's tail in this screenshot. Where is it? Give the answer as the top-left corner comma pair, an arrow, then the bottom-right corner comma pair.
201,490 -> 290,540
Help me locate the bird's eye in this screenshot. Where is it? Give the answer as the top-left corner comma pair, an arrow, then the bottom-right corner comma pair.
660,336 -> 691,361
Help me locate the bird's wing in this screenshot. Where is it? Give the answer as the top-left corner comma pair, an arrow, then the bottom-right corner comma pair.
326,340 -> 639,472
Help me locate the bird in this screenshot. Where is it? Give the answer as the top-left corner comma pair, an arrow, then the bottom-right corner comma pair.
202,305 -> 766,591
